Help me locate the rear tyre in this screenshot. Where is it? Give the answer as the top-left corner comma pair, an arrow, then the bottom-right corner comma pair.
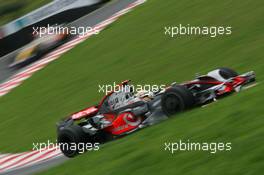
57,125 -> 91,158
218,67 -> 238,79
161,85 -> 195,116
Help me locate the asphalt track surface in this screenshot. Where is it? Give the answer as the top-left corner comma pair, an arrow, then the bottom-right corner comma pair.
0,0 -> 140,174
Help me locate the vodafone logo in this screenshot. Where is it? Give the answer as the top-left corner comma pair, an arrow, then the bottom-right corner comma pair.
123,113 -> 141,126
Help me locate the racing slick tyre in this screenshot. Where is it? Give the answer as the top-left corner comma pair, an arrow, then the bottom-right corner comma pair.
161,85 -> 195,116
218,67 -> 238,79
57,125 -> 91,158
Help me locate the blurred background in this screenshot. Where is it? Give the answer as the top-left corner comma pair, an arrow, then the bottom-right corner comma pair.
0,0 -> 108,82
0,0 -> 108,61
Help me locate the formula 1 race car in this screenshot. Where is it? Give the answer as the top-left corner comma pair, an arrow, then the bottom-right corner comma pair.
9,27 -> 72,68
57,67 -> 256,157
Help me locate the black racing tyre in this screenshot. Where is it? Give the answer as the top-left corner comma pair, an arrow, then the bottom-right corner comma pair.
161,85 -> 195,116
57,125 -> 91,158
218,67 -> 238,79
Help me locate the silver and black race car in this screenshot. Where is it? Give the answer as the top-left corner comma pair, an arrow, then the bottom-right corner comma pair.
57,67 -> 256,157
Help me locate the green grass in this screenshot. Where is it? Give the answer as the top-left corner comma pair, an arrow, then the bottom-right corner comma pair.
0,0 -> 51,26
0,0 -> 263,174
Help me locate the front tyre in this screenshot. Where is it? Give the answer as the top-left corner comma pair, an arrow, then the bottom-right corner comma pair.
57,125 -> 91,158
